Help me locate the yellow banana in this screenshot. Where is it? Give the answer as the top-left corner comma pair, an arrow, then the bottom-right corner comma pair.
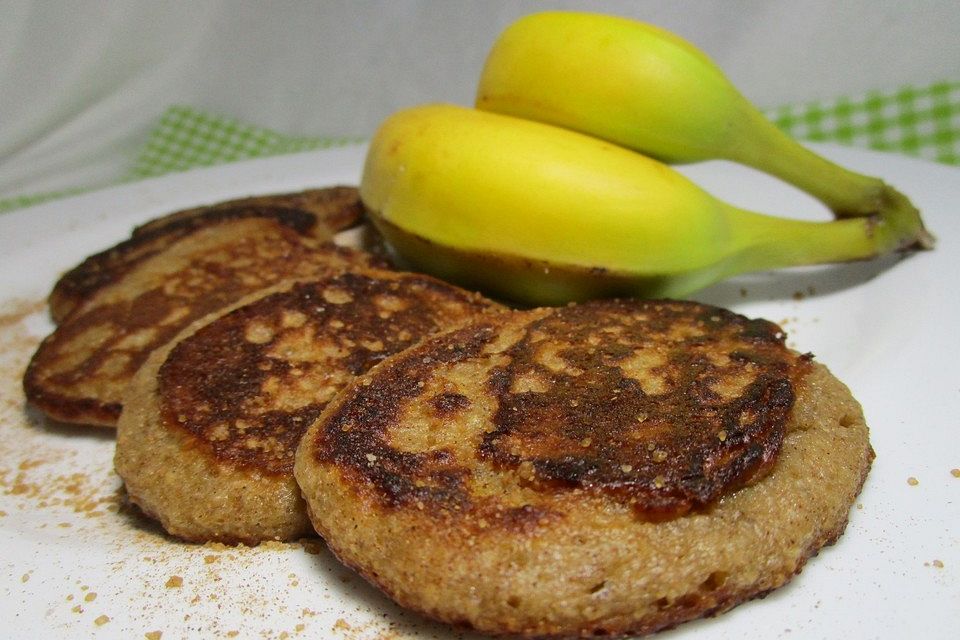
476,10 -> 934,237
361,104 -> 925,305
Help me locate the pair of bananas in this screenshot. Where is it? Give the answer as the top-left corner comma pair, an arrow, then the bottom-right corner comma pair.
361,11 -> 934,305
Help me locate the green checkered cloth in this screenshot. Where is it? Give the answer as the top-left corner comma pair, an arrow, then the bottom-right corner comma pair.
767,80 -> 960,165
0,107 -> 362,213
126,106 -> 362,180
1,80 -> 958,213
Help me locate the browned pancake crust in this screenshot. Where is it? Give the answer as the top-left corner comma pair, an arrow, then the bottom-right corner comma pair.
295,300 -> 872,637
131,185 -> 363,237
49,186 -> 364,323
160,270 -> 501,476
314,300 -> 805,519
115,270 -> 501,544
25,218 -> 381,427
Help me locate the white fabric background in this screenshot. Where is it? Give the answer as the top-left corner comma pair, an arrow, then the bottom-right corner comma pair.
1,0 -> 958,200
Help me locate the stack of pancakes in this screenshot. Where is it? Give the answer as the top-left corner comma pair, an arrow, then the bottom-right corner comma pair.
23,186 -> 873,638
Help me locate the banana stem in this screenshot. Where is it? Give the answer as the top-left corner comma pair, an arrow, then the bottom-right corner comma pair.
727,106 -> 914,220
724,190 -> 933,277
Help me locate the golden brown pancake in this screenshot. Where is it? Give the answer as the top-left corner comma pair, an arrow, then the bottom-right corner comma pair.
115,270 -> 502,544
49,186 -> 364,323
24,218 -> 381,427
295,299 -> 873,638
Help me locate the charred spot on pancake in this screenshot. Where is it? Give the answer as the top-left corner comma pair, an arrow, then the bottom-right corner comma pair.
312,300 -> 809,522
480,300 -> 803,517
158,273 -> 498,475
430,392 -> 472,415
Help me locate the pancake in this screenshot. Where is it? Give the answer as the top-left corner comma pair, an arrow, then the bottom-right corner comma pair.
24,218 -> 381,427
294,299 -> 873,638
49,186 -> 364,323
131,185 -> 363,238
115,270 -> 502,544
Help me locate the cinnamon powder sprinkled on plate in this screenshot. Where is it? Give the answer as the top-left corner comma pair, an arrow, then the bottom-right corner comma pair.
1,297 -> 413,638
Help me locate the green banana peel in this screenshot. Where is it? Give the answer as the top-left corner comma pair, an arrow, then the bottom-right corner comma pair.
361,105 -> 929,306
476,10 -> 936,240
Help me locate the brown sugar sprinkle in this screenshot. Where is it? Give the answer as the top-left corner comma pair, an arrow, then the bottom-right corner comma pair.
0,298 -> 46,329
907,477 -> 919,486
165,575 -> 183,588
300,539 -> 323,555
259,540 -> 290,551
2,463 -> 120,517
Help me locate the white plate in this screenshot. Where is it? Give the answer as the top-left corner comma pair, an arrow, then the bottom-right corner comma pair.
1,143 -> 957,639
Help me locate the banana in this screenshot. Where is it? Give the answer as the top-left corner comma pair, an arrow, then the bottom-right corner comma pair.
475,10 -> 934,240
361,104 -> 927,305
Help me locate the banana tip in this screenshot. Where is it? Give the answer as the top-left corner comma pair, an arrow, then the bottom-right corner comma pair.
913,228 -> 937,251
